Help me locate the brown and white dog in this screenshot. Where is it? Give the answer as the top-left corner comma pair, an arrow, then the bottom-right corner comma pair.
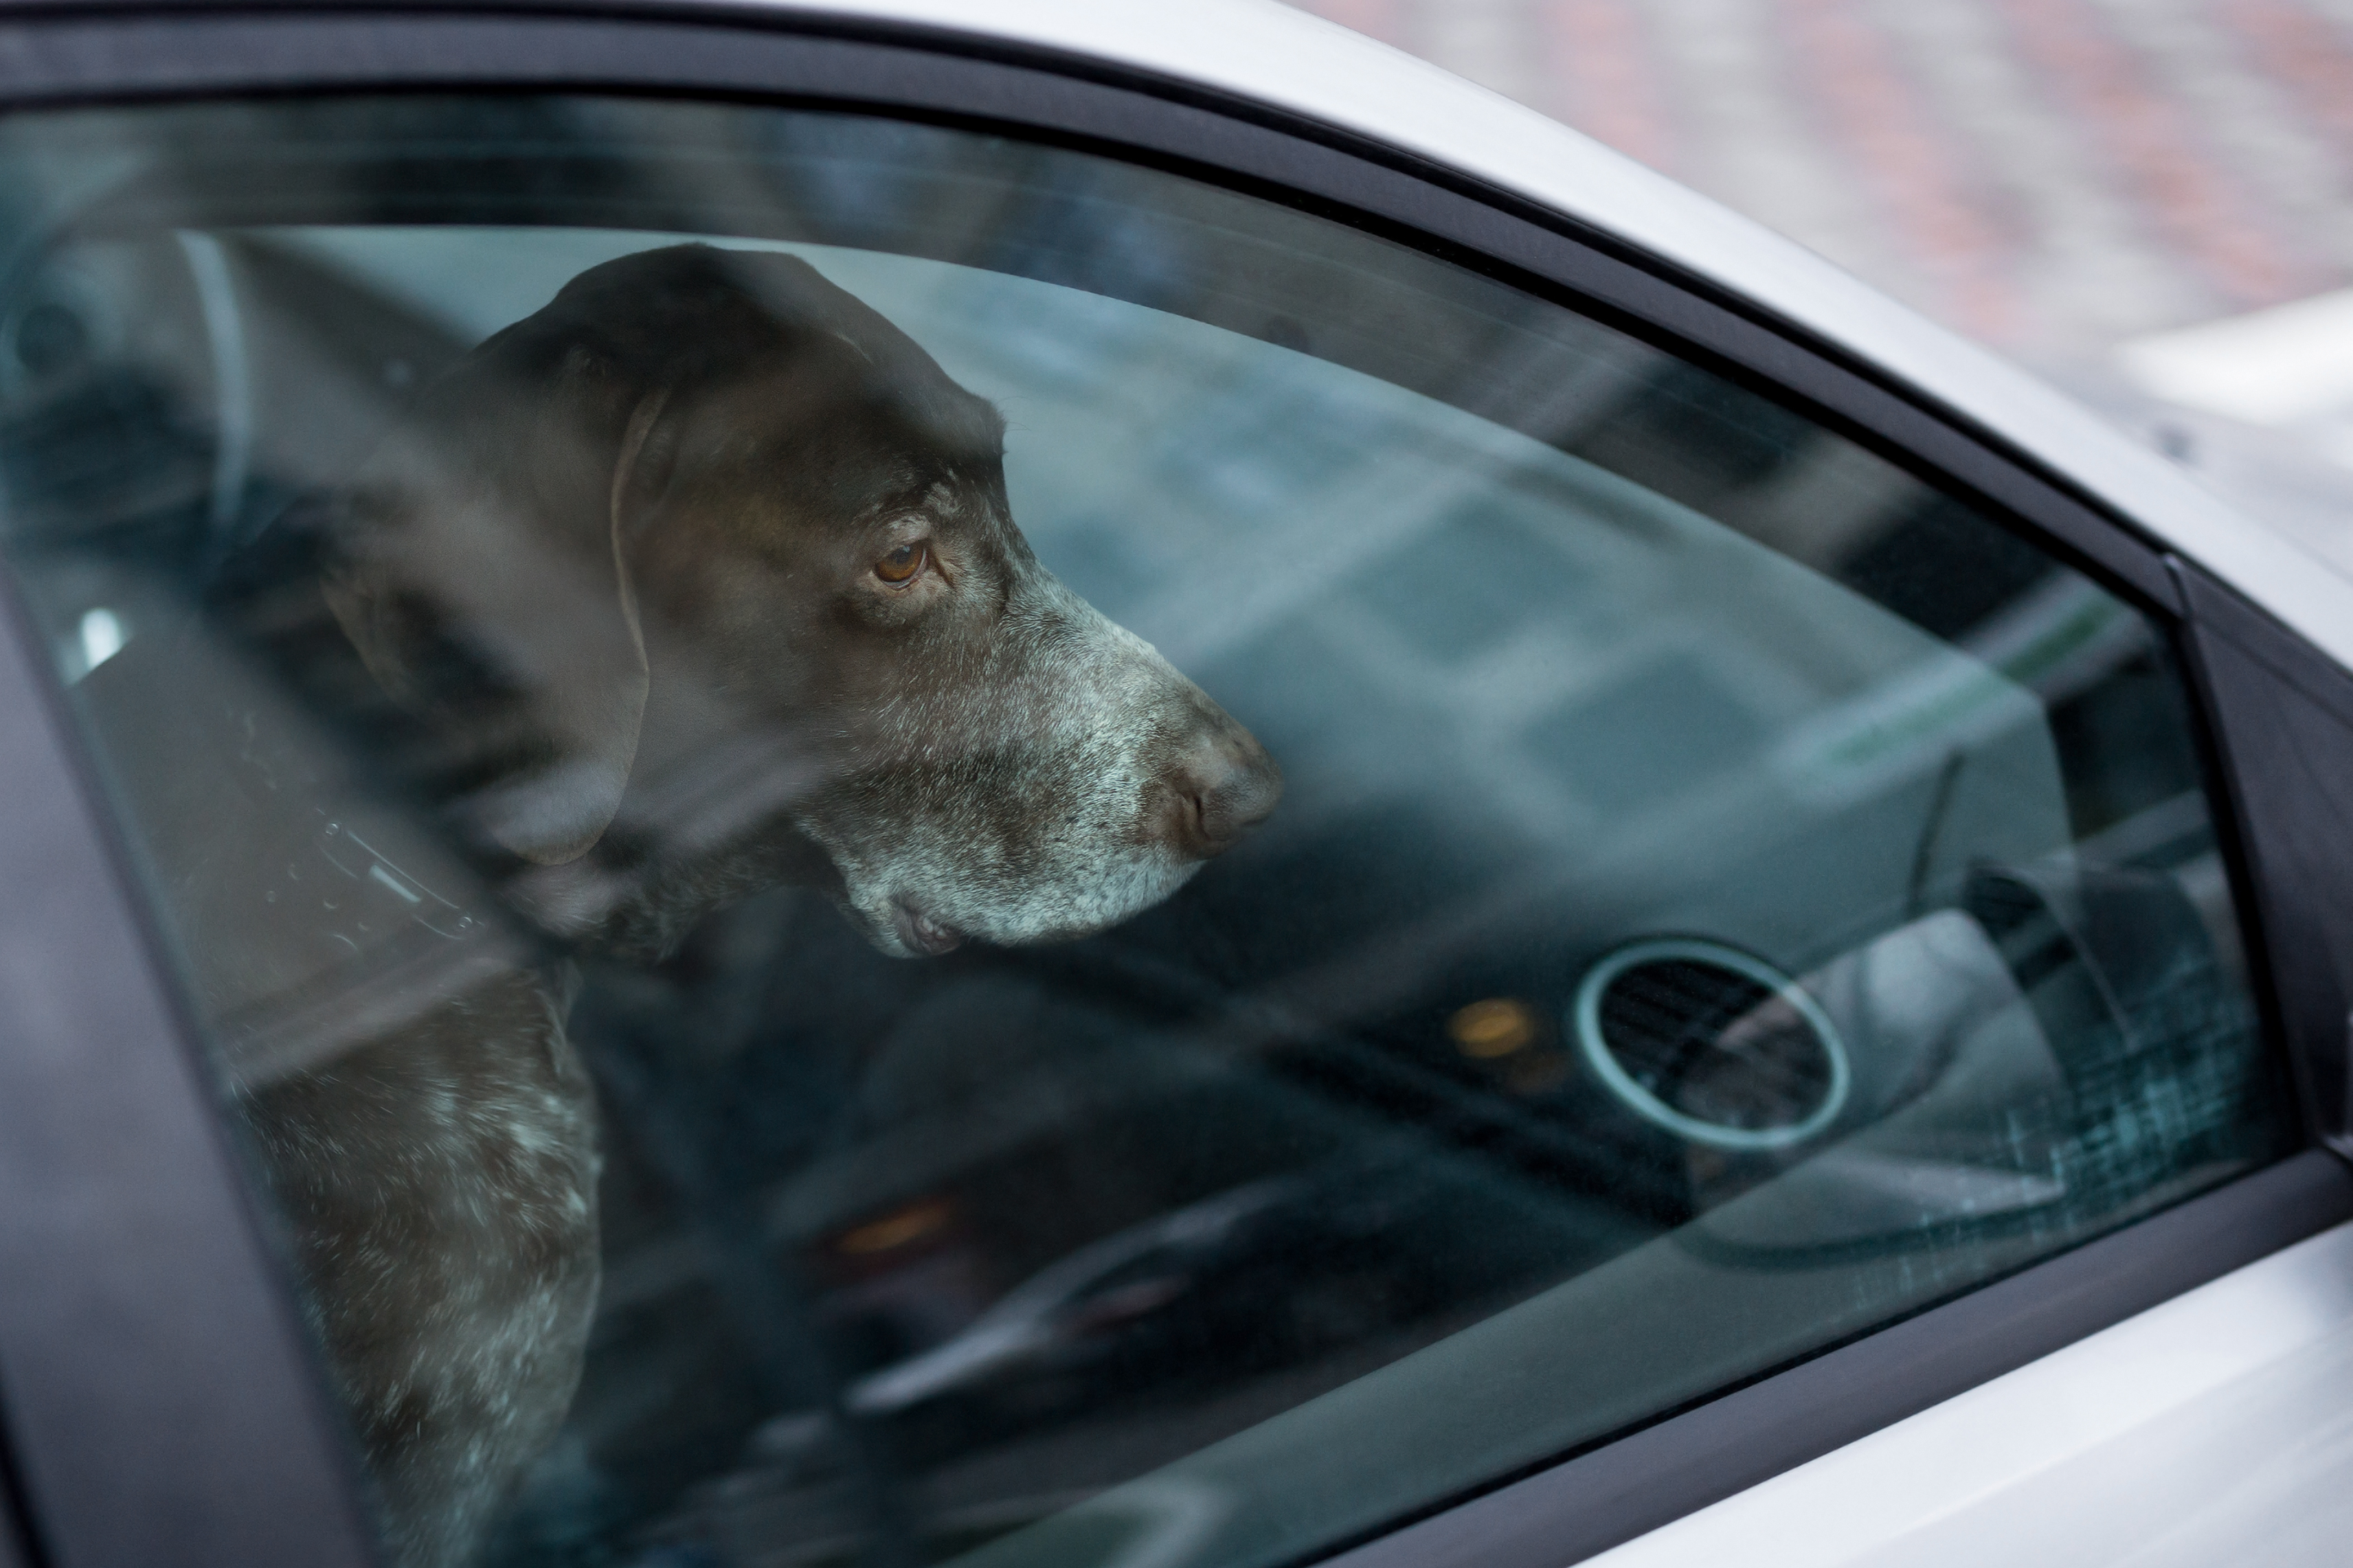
183,245 -> 1279,1566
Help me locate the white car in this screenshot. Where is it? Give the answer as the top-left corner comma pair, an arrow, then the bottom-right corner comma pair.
0,4 -> 2348,1568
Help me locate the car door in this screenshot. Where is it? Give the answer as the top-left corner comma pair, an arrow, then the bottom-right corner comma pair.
0,8 -> 2348,1568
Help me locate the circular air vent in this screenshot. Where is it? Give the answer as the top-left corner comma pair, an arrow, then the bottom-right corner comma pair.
1570,938 -> 1849,1150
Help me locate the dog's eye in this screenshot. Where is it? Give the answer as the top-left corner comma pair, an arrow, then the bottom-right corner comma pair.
875,542 -> 927,584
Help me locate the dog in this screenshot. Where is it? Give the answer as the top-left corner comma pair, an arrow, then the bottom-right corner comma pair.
143,244 -> 1280,1566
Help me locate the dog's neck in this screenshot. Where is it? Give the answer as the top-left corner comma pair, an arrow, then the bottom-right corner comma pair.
498,809 -> 840,964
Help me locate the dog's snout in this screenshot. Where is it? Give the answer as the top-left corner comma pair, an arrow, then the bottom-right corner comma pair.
1164,723 -> 1283,861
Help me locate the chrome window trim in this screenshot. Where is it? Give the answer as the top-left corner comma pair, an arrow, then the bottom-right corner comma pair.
0,9 -> 2342,1566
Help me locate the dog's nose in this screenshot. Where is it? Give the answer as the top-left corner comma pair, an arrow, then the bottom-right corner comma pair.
1165,723 -> 1283,861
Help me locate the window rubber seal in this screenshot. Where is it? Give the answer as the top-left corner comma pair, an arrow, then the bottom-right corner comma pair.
2173,558 -> 2353,1164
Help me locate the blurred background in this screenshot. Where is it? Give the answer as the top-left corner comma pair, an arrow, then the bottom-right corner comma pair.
1282,0 -> 2353,574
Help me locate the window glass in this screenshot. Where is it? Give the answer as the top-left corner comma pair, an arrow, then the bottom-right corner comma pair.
0,97 -> 2292,1568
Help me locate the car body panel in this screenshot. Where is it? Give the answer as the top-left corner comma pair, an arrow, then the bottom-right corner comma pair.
1586,1214 -> 2353,1568
0,6 -> 2344,1568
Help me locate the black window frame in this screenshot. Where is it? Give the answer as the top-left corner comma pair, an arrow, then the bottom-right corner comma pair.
0,9 -> 2347,1567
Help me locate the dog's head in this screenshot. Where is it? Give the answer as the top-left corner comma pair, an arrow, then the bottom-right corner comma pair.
324,245 -> 1278,959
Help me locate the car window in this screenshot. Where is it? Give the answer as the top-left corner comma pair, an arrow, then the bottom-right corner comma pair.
0,95 -> 2294,1568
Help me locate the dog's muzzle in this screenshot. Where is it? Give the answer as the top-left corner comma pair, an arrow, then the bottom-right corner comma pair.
1160,723 -> 1283,862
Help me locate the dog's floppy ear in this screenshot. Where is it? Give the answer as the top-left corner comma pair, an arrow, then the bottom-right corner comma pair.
326,345 -> 676,867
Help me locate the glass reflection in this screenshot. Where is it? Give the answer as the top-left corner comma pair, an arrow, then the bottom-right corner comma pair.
0,97 -> 2290,1568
